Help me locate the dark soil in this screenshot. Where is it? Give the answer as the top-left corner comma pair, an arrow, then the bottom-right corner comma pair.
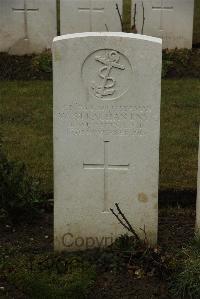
89,207 -> 195,299
0,212 -> 53,254
89,274 -> 172,299
0,206 -> 196,299
158,207 -> 195,249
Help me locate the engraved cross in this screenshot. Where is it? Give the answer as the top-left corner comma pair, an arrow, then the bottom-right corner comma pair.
78,1 -> 104,31
12,0 -> 39,39
152,0 -> 174,31
83,141 -> 129,212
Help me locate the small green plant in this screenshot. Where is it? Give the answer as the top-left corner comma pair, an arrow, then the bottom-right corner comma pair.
170,235 -> 200,298
162,59 -> 173,78
162,48 -> 200,78
0,141 -> 42,223
32,50 -> 52,73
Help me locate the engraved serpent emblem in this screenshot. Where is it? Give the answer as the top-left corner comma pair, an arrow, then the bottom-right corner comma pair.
91,50 -> 126,98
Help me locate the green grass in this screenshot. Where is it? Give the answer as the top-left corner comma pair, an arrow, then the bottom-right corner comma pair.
170,236 -> 200,298
0,79 -> 199,194
0,81 -> 53,194
160,79 -> 200,191
0,248 -> 96,299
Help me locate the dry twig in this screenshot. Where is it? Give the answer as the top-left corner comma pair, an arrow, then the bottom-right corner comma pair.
132,3 -> 138,33
116,3 -> 123,31
141,1 -> 145,34
110,203 -> 140,241
105,24 -> 109,31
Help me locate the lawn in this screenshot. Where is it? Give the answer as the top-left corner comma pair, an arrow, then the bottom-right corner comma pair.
160,79 -> 200,191
0,79 -> 199,194
0,81 -> 53,195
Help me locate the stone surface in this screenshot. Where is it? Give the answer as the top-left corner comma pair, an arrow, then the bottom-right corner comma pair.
132,0 -> 194,49
196,126 -> 200,233
0,0 -> 57,55
60,0 -> 123,34
53,32 -> 162,251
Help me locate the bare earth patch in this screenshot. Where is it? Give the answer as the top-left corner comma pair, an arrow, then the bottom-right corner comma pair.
0,205 -> 196,299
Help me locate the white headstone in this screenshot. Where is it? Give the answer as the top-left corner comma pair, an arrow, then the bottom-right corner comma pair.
0,0 -> 57,55
196,126 -> 200,233
60,0 -> 123,34
132,0 -> 194,49
53,32 -> 162,251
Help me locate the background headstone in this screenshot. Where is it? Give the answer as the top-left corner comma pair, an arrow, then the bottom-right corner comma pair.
193,0 -> 200,45
53,32 -> 162,251
0,0 -> 57,55
196,126 -> 200,233
60,0 -> 123,34
132,0 -> 194,49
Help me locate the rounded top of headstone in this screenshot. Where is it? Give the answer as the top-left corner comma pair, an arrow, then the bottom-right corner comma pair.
53,32 -> 162,45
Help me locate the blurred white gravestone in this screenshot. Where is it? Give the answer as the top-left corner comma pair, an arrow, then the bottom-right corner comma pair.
60,0 -> 123,34
53,32 -> 162,251
196,126 -> 200,233
0,0 -> 57,55
132,0 -> 194,49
